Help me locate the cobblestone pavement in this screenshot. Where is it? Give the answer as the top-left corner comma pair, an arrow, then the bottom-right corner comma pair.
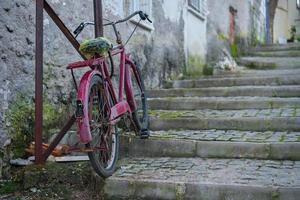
149,108 -> 300,118
114,157 -> 300,187
139,130 -> 300,143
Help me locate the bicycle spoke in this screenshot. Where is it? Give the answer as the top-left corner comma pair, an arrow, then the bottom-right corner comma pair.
87,79 -> 117,172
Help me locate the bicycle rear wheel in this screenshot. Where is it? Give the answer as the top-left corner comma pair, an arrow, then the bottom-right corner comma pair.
86,75 -> 119,178
129,65 -> 149,138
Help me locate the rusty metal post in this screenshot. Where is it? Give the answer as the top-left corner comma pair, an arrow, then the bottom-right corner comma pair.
35,0 -> 44,164
34,0 -> 104,163
94,0 -> 103,37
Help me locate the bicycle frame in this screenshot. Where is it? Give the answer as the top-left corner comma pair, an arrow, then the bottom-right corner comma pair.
67,45 -> 142,144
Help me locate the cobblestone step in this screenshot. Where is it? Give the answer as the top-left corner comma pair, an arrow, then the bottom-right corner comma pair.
99,157 -> 300,200
164,75 -> 300,89
238,57 -> 300,70
120,130 -> 300,160
147,97 -> 300,110
148,85 -> 300,98
149,109 -> 300,131
248,50 -> 300,57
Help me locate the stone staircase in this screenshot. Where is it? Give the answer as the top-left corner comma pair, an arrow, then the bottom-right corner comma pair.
96,44 -> 300,199
238,43 -> 300,70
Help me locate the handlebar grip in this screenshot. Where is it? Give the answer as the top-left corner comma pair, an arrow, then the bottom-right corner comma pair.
138,11 -> 153,23
73,23 -> 84,35
138,11 -> 147,20
145,14 -> 152,23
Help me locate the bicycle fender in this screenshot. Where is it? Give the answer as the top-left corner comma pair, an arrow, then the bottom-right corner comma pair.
77,70 -> 102,144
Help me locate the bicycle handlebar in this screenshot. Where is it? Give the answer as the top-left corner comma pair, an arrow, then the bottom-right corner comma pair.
73,11 -> 152,38
111,11 -> 152,25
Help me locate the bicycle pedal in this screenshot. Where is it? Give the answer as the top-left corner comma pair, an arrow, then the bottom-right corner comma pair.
140,129 -> 150,139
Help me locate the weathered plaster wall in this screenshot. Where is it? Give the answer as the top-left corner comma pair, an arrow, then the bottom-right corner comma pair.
250,0 -> 266,44
274,0 -> 289,42
162,0 -> 207,76
274,0 -> 300,42
288,0 -> 300,35
184,4 -> 207,75
206,0 -> 266,66
206,0 -> 250,66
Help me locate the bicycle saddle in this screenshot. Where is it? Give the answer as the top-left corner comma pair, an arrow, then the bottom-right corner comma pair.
79,37 -> 113,59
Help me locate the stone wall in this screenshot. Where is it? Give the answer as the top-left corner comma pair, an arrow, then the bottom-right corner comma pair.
0,0 -> 185,177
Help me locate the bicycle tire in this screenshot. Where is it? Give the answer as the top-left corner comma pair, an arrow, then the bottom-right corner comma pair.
129,65 -> 149,136
85,75 -> 119,178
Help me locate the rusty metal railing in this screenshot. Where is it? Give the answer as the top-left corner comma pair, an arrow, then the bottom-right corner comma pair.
34,0 -> 103,164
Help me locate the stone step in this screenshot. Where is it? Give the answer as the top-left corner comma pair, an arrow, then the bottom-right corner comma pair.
250,43 -> 300,52
248,50 -> 300,57
149,109 -> 300,131
147,97 -> 300,110
238,57 -> 300,70
210,68 -> 300,78
147,85 -> 300,98
178,69 -> 300,80
121,130 -> 300,160
164,75 -> 300,89
100,157 -> 300,200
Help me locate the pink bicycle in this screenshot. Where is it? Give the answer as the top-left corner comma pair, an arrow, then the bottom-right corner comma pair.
67,11 -> 152,178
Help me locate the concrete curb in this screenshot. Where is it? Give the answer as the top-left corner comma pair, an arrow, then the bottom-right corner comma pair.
101,178 -> 300,200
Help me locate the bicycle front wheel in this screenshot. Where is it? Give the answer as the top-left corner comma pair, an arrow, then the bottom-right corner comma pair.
86,75 -> 119,178
129,65 -> 149,137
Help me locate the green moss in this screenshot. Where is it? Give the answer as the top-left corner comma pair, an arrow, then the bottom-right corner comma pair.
0,180 -> 21,195
203,65 -> 214,76
292,108 -> 297,117
279,135 -> 285,142
271,191 -> 280,200
272,90 -> 279,97
184,55 -> 206,78
230,43 -> 239,58
149,110 -> 185,119
246,62 -> 277,70
217,33 -> 228,41
6,94 -> 67,158
175,184 -> 185,200
268,101 -> 274,109
275,77 -> 282,85
163,80 -> 173,89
